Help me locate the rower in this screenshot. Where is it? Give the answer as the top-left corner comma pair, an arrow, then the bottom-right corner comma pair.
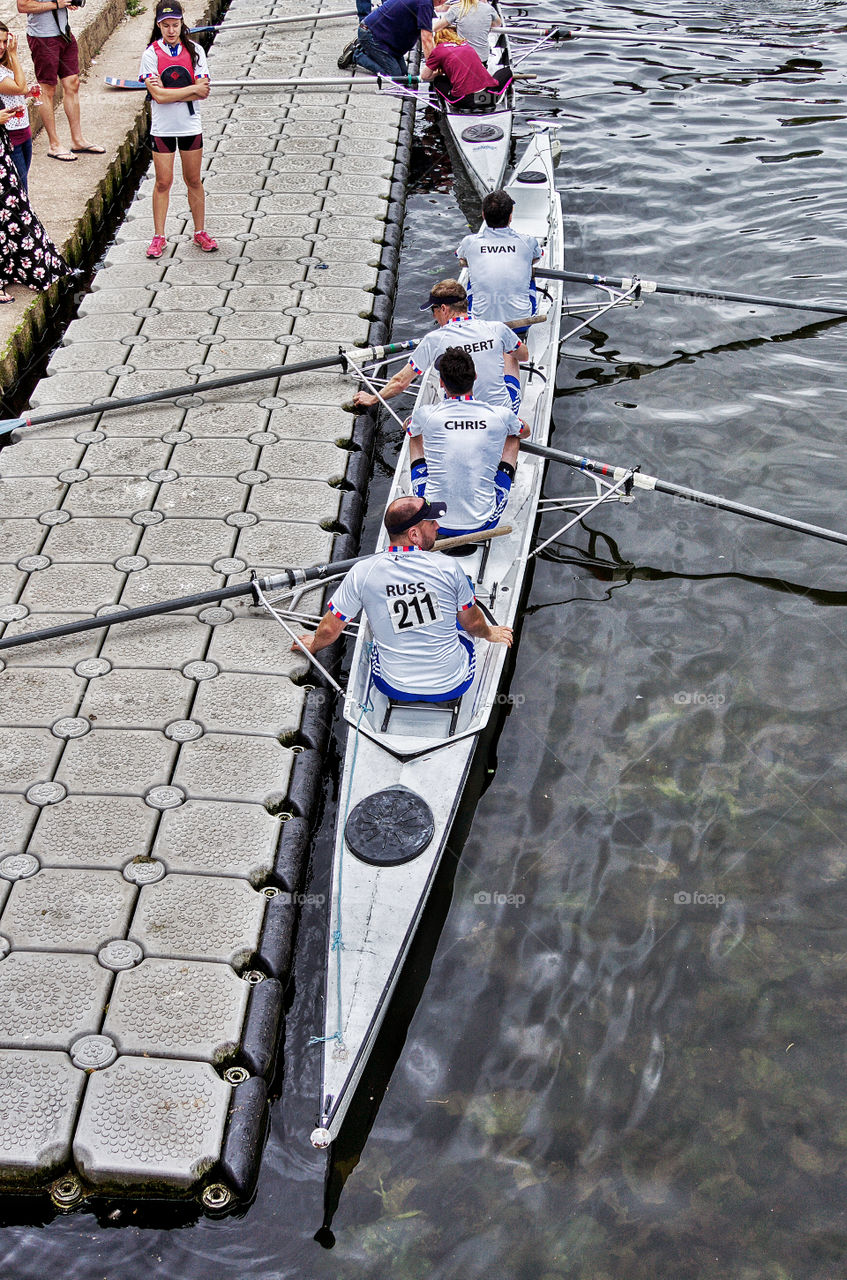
295,496 -> 512,704
353,279 -> 528,413
457,188 -> 542,327
408,346 -> 524,538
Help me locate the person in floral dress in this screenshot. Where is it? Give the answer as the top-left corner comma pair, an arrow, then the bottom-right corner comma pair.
0,106 -> 71,303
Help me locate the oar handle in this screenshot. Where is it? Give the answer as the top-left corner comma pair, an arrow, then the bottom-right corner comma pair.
0,339 -> 417,438
435,525 -> 512,552
0,533 -> 515,653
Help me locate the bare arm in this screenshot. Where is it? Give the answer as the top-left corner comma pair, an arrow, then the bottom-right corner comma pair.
501,436 -> 520,468
353,359 -> 417,408
504,345 -> 528,384
458,604 -> 512,646
18,0 -> 72,12
420,60 -> 437,82
0,36 -> 28,94
420,27 -> 434,57
145,74 -> 211,104
294,611 -> 347,655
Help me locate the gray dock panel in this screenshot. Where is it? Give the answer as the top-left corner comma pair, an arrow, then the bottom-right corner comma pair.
0,0 -> 409,1202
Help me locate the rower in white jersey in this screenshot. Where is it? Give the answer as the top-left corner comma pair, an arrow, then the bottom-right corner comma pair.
457,187 -> 542,329
408,346 -> 525,537
296,495 -> 512,702
353,278 -> 529,414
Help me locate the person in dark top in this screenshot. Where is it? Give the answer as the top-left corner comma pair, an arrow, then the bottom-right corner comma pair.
340,0 -> 434,78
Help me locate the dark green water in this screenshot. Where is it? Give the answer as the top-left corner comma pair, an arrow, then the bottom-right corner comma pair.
5,2 -> 847,1277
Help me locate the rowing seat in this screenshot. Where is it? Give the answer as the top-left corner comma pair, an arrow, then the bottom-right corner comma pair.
380,696 -> 462,735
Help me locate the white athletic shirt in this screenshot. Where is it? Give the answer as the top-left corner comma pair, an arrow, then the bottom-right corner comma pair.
138,40 -> 210,138
408,394 -> 521,532
328,547 -> 475,696
457,225 -> 541,323
410,315 -> 520,410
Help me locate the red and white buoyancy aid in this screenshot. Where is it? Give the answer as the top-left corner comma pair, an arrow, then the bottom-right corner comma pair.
153,40 -> 197,114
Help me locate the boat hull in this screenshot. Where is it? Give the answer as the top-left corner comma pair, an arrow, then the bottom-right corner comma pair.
311,130 -> 564,1148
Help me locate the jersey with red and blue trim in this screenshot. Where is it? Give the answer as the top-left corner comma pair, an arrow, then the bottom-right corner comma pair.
327,546 -> 475,696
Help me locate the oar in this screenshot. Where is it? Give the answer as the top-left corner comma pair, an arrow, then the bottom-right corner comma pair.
189,7 -> 356,33
534,267 -> 847,319
0,528 -> 512,653
509,22 -> 816,52
2,309 -> 541,438
0,341 -> 419,439
105,73 -> 537,92
521,440 -> 847,549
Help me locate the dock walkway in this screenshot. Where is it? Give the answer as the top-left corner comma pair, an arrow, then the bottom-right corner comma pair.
0,0 -> 410,1209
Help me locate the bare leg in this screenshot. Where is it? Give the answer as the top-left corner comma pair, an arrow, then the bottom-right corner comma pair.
180,145 -> 206,233
151,149 -> 176,237
60,73 -> 90,150
37,81 -> 63,152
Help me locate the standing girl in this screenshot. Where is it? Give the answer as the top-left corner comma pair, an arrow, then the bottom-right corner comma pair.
138,0 -> 216,259
0,23 -> 37,192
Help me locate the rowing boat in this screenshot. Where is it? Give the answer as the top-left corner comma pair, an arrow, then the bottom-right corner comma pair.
309,128 -> 563,1149
439,1 -> 514,199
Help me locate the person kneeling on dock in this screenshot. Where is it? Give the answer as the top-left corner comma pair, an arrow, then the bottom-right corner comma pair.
295,497 -> 512,703
408,347 -> 524,538
354,279 -> 528,414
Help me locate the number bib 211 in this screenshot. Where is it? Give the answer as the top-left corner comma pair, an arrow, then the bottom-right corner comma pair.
388,590 -> 443,634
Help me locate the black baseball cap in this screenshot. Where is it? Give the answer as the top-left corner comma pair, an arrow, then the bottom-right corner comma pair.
385,499 -> 447,536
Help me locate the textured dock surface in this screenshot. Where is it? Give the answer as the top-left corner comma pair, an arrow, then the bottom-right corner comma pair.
0,0 -> 407,1206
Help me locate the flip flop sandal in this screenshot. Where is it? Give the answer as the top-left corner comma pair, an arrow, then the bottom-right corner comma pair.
48,151 -> 77,162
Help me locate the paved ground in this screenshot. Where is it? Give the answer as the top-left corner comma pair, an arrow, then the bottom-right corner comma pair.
0,0 -> 406,1205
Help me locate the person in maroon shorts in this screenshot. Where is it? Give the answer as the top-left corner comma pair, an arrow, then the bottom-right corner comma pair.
17,0 -> 103,161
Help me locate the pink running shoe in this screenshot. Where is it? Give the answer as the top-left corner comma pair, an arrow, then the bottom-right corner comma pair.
193,230 -> 218,252
146,235 -> 166,259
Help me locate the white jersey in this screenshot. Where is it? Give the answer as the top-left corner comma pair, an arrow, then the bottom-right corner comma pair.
138,40 -> 210,138
410,315 -> 520,410
457,225 -> 541,324
409,395 -> 521,533
328,547 -> 475,697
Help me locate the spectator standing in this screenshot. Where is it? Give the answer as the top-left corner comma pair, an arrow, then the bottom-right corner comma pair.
0,110 -> 72,303
0,23 -> 36,190
139,0 -> 217,260
17,0 -> 103,162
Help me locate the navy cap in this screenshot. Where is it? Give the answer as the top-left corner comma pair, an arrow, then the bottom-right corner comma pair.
419,290 -> 466,312
155,1 -> 183,19
385,499 -> 447,537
